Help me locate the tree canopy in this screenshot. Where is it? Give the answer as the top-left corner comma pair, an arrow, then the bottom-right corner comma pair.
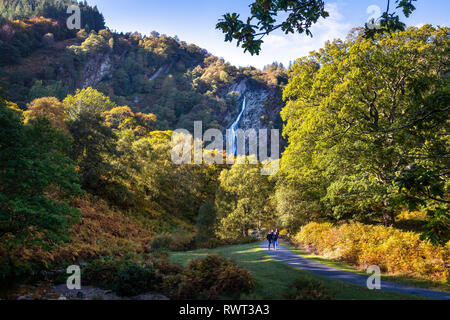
0,0 -> 105,31
0,94 -> 82,248
278,25 -> 449,243
217,0 -> 418,55
216,156 -> 274,238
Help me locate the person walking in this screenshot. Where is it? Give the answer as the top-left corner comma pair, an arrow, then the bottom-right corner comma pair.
272,229 -> 280,251
266,230 -> 274,250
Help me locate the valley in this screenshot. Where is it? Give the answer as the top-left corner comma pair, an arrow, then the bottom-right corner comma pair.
0,0 -> 448,303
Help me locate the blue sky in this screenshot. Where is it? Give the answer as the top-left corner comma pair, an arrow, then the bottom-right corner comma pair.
87,0 -> 449,69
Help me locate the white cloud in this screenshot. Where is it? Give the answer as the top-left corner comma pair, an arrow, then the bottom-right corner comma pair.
223,2 -> 352,69
264,34 -> 290,47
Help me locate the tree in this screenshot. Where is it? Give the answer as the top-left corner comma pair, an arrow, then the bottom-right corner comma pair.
24,97 -> 69,134
126,132 -> 203,219
103,105 -> 156,136
64,88 -> 118,195
28,80 -> 68,101
64,87 -> 117,117
216,156 -> 273,238
365,0 -> 418,38
395,165 -> 450,245
0,97 -> 82,261
217,0 -> 417,55
0,0 -> 106,31
0,40 -> 22,65
104,105 -> 137,130
195,200 -> 218,244
279,26 -> 449,241
275,181 -> 321,231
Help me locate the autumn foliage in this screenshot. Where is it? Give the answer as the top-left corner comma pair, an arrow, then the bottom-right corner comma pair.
0,195 -> 153,278
294,222 -> 450,283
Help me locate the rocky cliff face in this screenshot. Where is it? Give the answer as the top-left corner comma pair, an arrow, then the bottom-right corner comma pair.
224,78 -> 283,132
221,78 -> 285,155
240,87 -> 271,131
81,53 -> 114,88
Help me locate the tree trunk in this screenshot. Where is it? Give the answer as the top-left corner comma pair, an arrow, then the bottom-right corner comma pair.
383,199 -> 395,226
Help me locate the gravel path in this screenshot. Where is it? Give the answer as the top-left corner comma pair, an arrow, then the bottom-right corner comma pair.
260,242 -> 450,300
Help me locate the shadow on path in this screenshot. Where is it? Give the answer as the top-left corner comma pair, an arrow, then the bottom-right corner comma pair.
260,242 -> 450,300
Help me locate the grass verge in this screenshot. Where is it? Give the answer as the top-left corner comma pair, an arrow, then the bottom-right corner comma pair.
169,242 -> 421,300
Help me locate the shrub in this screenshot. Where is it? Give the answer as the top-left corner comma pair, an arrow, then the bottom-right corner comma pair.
285,277 -> 335,300
151,233 -> 174,251
161,274 -> 183,298
42,33 -> 54,47
0,194 -> 154,280
294,222 -> 450,283
170,229 -> 195,251
154,260 -> 184,276
83,255 -> 166,297
225,236 -> 259,246
151,230 -> 195,251
196,236 -> 259,250
198,238 -> 222,249
215,263 -> 255,298
114,263 -> 161,297
176,255 -> 254,299
83,256 -> 124,289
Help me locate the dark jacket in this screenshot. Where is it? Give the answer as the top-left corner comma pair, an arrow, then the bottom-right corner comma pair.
266,233 -> 273,241
272,232 -> 279,241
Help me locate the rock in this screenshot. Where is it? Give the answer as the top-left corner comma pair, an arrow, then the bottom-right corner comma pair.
134,293 -> 169,300
82,54 -> 113,88
223,78 -> 282,135
15,283 -> 169,301
240,89 -> 270,131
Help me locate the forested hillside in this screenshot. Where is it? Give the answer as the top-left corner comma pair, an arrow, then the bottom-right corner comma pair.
0,0 -> 286,132
0,0 -> 105,30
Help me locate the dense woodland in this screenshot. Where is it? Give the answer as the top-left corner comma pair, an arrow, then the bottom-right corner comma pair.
0,0 -> 286,132
0,0 -> 105,30
0,0 -> 448,299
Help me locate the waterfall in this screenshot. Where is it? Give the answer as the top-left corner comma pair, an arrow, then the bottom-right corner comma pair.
227,96 -> 246,155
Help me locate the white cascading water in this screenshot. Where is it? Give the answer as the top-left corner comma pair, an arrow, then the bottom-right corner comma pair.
227,96 -> 247,155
